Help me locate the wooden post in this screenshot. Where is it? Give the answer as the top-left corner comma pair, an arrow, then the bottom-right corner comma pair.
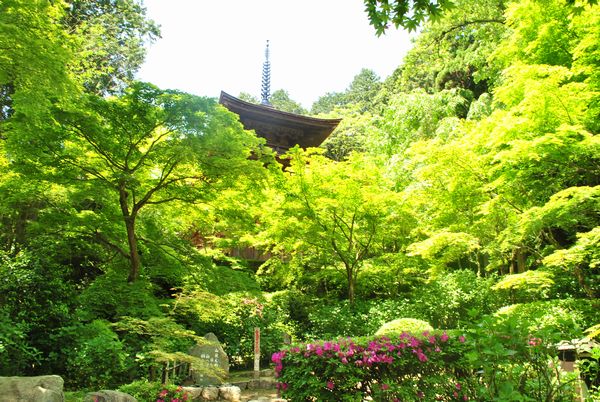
254,327 -> 260,379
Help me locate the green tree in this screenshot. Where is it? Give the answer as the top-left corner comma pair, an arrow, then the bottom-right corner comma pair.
64,0 -> 160,94
270,89 -> 307,114
255,149 -> 412,302
8,82 -> 270,282
0,0 -> 75,127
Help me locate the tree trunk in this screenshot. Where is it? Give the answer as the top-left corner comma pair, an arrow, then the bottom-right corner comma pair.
346,263 -> 355,304
125,216 -> 141,282
119,186 -> 141,282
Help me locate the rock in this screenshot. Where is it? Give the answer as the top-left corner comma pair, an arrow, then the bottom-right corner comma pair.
260,369 -> 274,377
84,390 -> 136,402
218,385 -> 241,402
181,386 -> 203,401
201,386 -> 219,400
259,378 -> 277,388
0,375 -> 64,402
231,381 -> 248,389
246,379 -> 261,390
189,332 -> 229,386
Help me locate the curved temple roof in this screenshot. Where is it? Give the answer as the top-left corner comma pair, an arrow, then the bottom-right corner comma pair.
219,91 -> 341,155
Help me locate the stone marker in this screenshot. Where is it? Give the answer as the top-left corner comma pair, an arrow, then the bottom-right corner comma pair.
189,332 -> 229,386
0,375 -> 64,402
84,390 -> 136,402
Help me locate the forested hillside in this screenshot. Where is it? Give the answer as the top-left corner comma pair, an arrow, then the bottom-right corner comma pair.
0,0 -> 598,400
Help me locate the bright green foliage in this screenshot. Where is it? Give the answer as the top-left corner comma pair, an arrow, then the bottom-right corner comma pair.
491,299 -> 600,344
407,231 -> 480,273
255,149 -> 412,302
369,88 -> 469,157
319,105 -> 372,161
0,0 -> 75,125
170,289 -> 290,368
375,318 -> 434,336
9,82 -> 269,282
544,227 -> 600,298
364,0 -> 455,34
492,270 -> 555,303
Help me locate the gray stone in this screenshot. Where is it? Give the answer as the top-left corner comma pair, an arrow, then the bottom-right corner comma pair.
231,381 -> 248,389
189,332 -> 229,386
246,379 -> 261,390
259,378 -> 277,388
201,386 -> 219,400
218,385 -> 241,402
84,390 -> 136,402
0,375 -> 64,402
260,369 -> 274,377
181,386 -> 203,401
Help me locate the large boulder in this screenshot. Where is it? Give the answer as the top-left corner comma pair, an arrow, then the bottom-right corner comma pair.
84,390 -> 137,402
0,375 -> 64,402
189,332 -> 229,386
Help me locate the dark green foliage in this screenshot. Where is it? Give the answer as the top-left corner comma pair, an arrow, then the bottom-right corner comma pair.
0,250 -> 78,375
0,311 -> 40,375
78,268 -> 163,321
55,320 -> 132,389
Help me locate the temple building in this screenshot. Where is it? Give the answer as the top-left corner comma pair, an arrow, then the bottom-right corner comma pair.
219,41 -> 341,155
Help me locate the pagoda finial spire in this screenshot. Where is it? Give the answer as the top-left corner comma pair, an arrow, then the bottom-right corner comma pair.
261,40 -> 271,106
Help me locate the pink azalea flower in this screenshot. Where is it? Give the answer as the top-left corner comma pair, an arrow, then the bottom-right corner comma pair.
327,380 -> 335,390
459,335 -> 466,343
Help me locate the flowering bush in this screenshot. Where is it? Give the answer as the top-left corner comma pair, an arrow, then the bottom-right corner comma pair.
272,331 -> 473,401
155,384 -> 189,402
272,323 -> 586,401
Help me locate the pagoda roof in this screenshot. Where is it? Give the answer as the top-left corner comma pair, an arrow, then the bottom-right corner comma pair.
219,91 -> 341,154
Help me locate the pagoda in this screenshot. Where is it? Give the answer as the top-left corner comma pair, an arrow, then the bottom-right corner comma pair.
219,41 -> 341,155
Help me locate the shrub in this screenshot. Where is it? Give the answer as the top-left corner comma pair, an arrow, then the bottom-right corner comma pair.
57,320 -> 132,389
78,268 -> 162,321
375,318 -> 434,337
274,326 -> 583,401
273,332 -> 473,401
491,299 -> 600,343
466,313 -> 582,400
0,311 -> 40,375
119,380 -> 164,401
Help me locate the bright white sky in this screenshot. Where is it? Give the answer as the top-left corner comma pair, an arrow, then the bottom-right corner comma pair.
137,0 -> 414,108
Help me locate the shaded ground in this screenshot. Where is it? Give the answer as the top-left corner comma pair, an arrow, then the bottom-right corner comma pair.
241,387 -> 280,401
